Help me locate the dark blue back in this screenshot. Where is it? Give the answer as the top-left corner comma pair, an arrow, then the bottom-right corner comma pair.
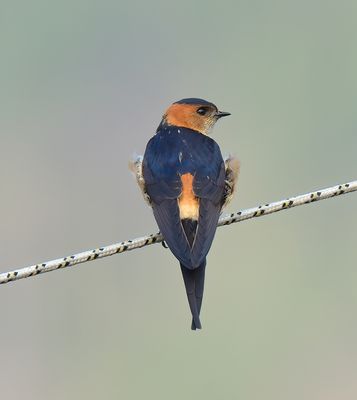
143,125 -> 225,268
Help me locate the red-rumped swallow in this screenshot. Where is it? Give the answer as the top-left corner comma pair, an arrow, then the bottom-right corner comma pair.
131,98 -> 239,330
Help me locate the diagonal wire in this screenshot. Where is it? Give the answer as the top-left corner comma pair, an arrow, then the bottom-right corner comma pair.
1,180 -> 356,285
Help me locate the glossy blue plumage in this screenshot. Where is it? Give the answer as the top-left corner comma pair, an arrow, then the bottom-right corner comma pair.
143,124 -> 225,269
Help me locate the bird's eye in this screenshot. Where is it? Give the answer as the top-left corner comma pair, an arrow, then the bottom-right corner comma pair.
197,107 -> 208,116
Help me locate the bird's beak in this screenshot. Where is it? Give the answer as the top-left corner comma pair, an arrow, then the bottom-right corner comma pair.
216,111 -> 231,119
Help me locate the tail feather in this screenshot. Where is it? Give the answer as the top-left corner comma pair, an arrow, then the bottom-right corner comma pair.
191,260 -> 206,330
180,259 -> 206,330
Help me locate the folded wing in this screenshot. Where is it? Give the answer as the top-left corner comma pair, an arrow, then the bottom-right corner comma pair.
142,129 -> 226,269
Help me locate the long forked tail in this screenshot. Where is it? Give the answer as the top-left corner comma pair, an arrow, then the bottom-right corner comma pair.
180,260 -> 207,330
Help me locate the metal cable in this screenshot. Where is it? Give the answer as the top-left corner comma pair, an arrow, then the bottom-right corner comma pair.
1,180 -> 356,285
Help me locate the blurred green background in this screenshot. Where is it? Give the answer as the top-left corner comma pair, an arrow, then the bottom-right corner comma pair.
1,0 -> 357,399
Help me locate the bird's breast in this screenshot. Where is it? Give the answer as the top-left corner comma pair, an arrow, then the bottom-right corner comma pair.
179,173 -> 199,220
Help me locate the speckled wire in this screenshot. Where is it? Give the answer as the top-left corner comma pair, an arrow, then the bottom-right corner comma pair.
1,180 -> 356,285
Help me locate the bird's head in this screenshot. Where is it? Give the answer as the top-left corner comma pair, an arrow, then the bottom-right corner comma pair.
161,98 -> 230,135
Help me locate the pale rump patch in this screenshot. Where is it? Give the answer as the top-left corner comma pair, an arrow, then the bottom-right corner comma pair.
179,173 -> 199,220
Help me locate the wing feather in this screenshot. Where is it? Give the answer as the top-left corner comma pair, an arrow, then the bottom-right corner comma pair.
142,127 -> 227,269
152,200 -> 193,266
191,199 -> 222,267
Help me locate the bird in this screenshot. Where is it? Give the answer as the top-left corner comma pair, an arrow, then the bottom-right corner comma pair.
130,98 -> 239,330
